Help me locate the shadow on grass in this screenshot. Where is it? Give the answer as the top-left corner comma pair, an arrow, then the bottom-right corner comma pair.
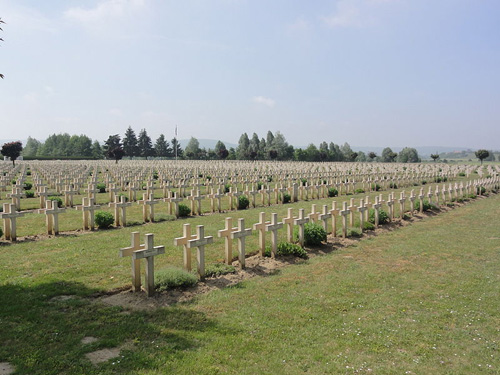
0,280 -> 224,375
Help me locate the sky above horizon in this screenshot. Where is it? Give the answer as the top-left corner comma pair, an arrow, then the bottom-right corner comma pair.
1,0 -> 499,150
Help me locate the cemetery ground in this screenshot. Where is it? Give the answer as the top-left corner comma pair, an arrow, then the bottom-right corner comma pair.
0,185 -> 498,373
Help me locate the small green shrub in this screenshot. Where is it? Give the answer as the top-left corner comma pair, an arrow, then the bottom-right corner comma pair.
304,222 -> 327,246
257,182 -> 263,190
277,242 -> 308,259
118,193 -> 128,202
25,190 -> 35,198
468,194 -> 477,199
95,211 -> 114,229
282,193 -> 291,203
48,196 -> 63,208
363,221 -> 375,231
414,200 -> 437,212
300,178 -> 307,186
155,267 -> 198,291
458,172 -> 466,177
0,227 -> 3,238
368,208 -> 389,225
347,228 -> 362,238
422,180 -> 427,185
205,263 -> 236,277
371,184 -> 381,191
476,186 -> 486,195
23,182 -> 32,190
224,184 -> 231,193
96,183 -> 106,193
26,170 -> 31,176
434,177 -> 442,183
389,183 -> 398,189
153,171 -> 159,180
328,188 -> 338,197
238,195 -> 250,210
354,188 -> 365,194
178,204 -> 191,217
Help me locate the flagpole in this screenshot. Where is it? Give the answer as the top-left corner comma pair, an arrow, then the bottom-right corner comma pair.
175,125 -> 178,161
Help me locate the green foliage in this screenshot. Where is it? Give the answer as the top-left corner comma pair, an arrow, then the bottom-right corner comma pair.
257,182 -> 263,190
421,180 -> 427,185
118,193 -> 128,202
25,190 -> 35,198
476,186 -> 486,195
96,183 -> 106,193
371,184 -> 381,191
354,188 -> 365,194
328,187 -> 338,197
304,222 -> 327,246
347,228 -> 362,237
237,195 -> 250,210
205,263 -> 236,278
458,172 -> 466,177
224,184 -> 231,193
414,200 -> 437,212
0,226 -> 3,238
468,194 -> 477,199
368,208 -> 389,225
276,242 -> 308,259
282,193 -> 291,203
95,211 -> 114,229
389,182 -> 398,189
300,178 -> 307,186
178,204 -> 191,217
23,182 -> 32,190
48,196 -> 63,208
363,221 -> 375,231
155,267 -> 198,291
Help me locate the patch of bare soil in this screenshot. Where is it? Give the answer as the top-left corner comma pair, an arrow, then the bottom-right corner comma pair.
0,363 -> 15,375
85,347 -> 121,365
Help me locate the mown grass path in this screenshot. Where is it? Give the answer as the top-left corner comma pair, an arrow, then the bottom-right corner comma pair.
0,194 -> 498,374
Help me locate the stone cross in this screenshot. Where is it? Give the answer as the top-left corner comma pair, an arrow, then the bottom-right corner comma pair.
75,197 -> 101,231
188,225 -> 214,279
218,217 -> 237,265
308,204 -> 320,223
418,188 -> 425,214
188,189 -> 203,215
282,208 -> 296,243
294,208 -> 310,247
132,233 -> 165,297
231,218 -> 253,269
372,196 -> 382,228
167,192 -> 183,218
84,184 -> 99,200
208,188 -> 224,213
107,183 -> 121,202
339,201 -> 350,238
409,190 -> 416,214
174,223 -> 197,271
318,205 -> 331,234
7,187 -> 24,211
399,191 -> 407,218
37,185 -> 51,209
253,212 -> 271,256
363,196 -> 372,222
62,185 -> 78,207
357,199 -> 367,233
266,213 -> 283,258
39,199 -> 66,235
119,231 -> 145,292
138,193 -> 159,222
109,195 -> 131,227
386,193 -> 395,221
348,198 -> 357,226
329,201 -> 339,237
0,203 -> 24,241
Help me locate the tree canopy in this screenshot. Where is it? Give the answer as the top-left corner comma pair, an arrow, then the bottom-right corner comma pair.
1,141 -> 23,166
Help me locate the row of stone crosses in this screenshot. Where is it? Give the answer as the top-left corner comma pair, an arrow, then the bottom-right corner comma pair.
118,172 -> 499,297
1,161 -> 498,242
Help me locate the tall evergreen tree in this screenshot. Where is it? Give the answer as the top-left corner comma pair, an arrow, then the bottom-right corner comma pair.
103,135 -> 124,163
237,133 -> 250,160
23,137 -> 41,157
91,140 -> 103,159
171,137 -> 183,159
137,128 -> 154,157
154,134 -> 171,157
185,137 -> 201,159
123,126 -> 139,157
214,140 -> 228,159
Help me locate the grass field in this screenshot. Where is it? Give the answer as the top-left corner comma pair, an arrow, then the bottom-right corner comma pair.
0,193 -> 498,374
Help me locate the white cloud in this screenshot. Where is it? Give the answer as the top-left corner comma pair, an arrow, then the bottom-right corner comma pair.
288,17 -> 309,32
64,0 -> 146,30
1,3 -> 55,33
321,0 -> 398,28
253,96 -> 275,108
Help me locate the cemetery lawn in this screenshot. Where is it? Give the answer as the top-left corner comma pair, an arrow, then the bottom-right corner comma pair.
0,194 -> 498,374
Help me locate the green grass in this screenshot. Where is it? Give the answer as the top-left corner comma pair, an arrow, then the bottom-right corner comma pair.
0,193 -> 498,374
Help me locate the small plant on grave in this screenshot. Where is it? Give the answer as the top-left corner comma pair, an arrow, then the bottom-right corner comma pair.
153,171 -> 158,180
402,213 -> 411,221
363,221 -> 375,231
368,208 -> 389,225
224,184 -> 231,193
300,178 -> 307,186
178,204 -> 191,217
11,180 -> 16,185
96,183 -> 106,193
118,193 -> 128,202
264,246 -> 272,257
0,227 -> 3,238
434,177 -> 442,183
303,222 -> 327,246
347,228 -> 362,238
328,188 -> 338,197
95,211 -> 114,229
155,213 -> 176,222
476,186 -> 486,195
414,200 -> 437,212
443,176 -> 448,182
446,202 -> 455,208
26,170 -> 31,176
276,242 -> 308,259
155,267 -> 198,291
458,172 -> 466,177
282,193 -> 291,204
25,190 -> 35,198
237,195 -> 250,210
371,184 -> 381,191
468,194 -> 477,200
354,188 -> 365,194
257,182 -> 263,191
23,182 -> 32,190
389,183 -> 398,189
267,175 -> 273,182
48,196 -> 63,208
205,263 -> 236,278
421,180 -> 427,185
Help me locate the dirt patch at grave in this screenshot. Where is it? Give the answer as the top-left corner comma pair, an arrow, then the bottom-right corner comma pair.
0,363 -> 15,375
85,347 -> 121,365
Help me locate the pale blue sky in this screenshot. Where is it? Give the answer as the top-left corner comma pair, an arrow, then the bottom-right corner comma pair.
1,0 -> 499,150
